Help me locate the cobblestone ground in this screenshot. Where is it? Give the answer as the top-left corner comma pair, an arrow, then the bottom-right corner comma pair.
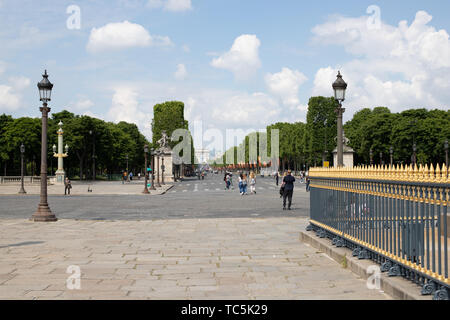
0,217 -> 391,300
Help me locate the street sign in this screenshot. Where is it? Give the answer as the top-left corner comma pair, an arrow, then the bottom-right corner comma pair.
323,161 -> 330,168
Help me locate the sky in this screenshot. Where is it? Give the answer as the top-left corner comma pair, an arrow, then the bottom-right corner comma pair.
0,0 -> 449,156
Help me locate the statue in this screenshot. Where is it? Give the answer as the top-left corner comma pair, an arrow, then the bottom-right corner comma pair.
157,130 -> 171,153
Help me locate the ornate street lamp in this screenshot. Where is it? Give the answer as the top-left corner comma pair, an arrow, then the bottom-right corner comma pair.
155,150 -> 161,188
89,130 -> 96,180
389,146 -> 394,167
31,70 -> 56,222
161,155 -> 165,185
19,143 -> 26,194
370,148 -> 373,166
332,71 -> 347,167
150,148 -> 156,190
444,139 -> 448,169
412,142 -> 417,166
126,154 -> 129,182
143,145 -> 150,194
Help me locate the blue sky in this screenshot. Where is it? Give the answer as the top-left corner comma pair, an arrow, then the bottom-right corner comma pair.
1,0 -> 449,154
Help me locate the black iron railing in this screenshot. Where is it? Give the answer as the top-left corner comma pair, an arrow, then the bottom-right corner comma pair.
306,164 -> 449,300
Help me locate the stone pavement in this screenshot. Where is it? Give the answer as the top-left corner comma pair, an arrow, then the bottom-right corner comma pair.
0,180 -> 173,196
0,217 -> 391,300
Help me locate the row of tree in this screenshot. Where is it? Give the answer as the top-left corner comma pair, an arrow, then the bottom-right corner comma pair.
0,110 -> 149,179
213,96 -> 449,170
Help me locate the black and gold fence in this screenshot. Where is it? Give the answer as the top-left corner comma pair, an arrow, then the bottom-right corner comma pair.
307,164 -> 449,300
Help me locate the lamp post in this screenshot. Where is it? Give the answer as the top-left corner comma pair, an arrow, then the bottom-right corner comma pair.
54,121 -> 68,183
143,145 -> 149,194
150,148 -> 156,190
31,70 -> 56,222
155,150 -> 161,188
379,152 -> 383,166
161,155 -> 165,185
412,142 -> 417,167
370,148 -> 373,166
389,146 -> 393,167
89,130 -> 96,180
52,144 -> 56,175
19,143 -> 26,194
126,154 -> 129,182
332,71 -> 347,167
444,140 -> 448,169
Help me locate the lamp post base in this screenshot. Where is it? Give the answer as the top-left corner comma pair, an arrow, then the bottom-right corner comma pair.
18,189 -> 27,195
142,188 -> 150,194
31,204 -> 57,222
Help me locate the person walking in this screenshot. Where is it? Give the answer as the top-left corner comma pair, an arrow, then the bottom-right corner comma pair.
249,171 -> 256,194
122,171 -> 127,184
229,172 -> 234,190
64,177 -> 72,195
238,173 -> 244,195
281,170 -> 295,210
275,171 -> 279,186
242,173 -> 248,195
305,172 -> 311,192
129,172 -> 133,181
224,172 -> 229,190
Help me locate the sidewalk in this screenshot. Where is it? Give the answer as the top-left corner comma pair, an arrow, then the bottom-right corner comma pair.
0,181 -> 173,196
0,217 -> 391,300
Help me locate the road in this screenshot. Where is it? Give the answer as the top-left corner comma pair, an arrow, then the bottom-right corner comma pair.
0,173 -> 310,220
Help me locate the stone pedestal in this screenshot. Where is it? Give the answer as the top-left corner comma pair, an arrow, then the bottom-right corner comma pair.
155,151 -> 174,183
332,146 -> 354,167
55,170 -> 65,184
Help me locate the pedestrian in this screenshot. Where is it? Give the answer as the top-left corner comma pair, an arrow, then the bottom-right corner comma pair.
129,172 -> 133,181
224,172 -> 228,189
249,171 -> 256,194
229,172 -> 234,190
306,172 -> 310,192
275,171 -> 279,186
238,173 -> 244,195
138,172 -> 141,180
64,177 -> 72,195
122,171 -> 127,184
281,170 -> 295,210
242,173 -> 248,195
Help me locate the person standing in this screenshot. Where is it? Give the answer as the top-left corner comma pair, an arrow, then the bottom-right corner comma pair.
64,177 -> 72,195
249,172 -> 256,194
281,170 -> 295,210
275,171 -> 279,186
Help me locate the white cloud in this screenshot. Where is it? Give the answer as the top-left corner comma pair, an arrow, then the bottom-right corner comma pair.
0,61 -> 5,75
147,0 -> 192,11
311,10 -> 450,114
0,85 -> 21,111
106,87 -> 153,139
87,20 -> 173,53
174,63 -> 187,80
211,34 -> 261,80
70,98 -> 95,111
0,76 -> 30,112
182,44 -> 190,53
265,67 -> 307,109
